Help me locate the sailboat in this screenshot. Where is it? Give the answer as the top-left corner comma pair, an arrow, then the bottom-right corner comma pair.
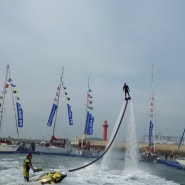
36,67 -> 73,155
141,65 -> 160,161
75,78 -> 99,157
174,129 -> 185,165
0,65 -> 23,152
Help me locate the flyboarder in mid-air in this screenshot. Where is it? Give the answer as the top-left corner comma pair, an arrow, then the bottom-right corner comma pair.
123,83 -> 131,100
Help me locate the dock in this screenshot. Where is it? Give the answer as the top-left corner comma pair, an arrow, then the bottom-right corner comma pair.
157,159 -> 185,170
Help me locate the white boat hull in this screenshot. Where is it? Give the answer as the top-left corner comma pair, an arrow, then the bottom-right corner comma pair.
176,159 -> 185,166
0,143 -> 20,152
36,145 -> 72,154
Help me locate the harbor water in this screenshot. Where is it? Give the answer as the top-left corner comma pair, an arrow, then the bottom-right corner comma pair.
0,152 -> 185,185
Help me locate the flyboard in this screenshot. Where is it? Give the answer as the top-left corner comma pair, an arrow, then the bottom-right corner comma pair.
34,96 -> 130,184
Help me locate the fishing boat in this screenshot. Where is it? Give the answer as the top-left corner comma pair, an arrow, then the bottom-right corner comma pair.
36,67 -> 73,155
0,65 -> 23,152
141,65 -> 160,161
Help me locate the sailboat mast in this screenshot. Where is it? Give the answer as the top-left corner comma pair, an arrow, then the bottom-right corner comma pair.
0,65 -> 9,131
177,128 -> 185,154
8,68 -> 19,139
150,65 -> 155,152
86,77 -> 90,113
52,67 -> 64,137
82,77 -> 89,141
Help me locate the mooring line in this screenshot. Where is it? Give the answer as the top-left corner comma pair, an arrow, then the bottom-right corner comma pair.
68,99 -> 129,172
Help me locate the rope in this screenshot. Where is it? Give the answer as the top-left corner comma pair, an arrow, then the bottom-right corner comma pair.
68,99 -> 129,172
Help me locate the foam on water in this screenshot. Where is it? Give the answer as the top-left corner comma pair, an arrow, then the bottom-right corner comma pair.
66,163 -> 179,185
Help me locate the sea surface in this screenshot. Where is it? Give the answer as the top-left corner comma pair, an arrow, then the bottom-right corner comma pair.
0,152 -> 185,185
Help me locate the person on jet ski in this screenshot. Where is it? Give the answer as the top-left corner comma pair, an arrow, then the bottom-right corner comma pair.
22,153 -> 36,182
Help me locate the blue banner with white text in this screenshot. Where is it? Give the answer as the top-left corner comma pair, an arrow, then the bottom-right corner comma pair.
67,103 -> 73,125
47,104 -> 57,126
16,102 -> 23,127
84,111 -> 94,135
148,120 -> 153,144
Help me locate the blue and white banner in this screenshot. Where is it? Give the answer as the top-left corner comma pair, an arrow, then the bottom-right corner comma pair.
16,102 -> 23,127
84,111 -> 94,135
67,103 -> 73,125
47,104 -> 57,126
148,120 -> 153,144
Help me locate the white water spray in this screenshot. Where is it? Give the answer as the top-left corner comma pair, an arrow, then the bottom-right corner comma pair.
101,101 -> 127,169
124,100 -> 138,171
100,100 -> 138,171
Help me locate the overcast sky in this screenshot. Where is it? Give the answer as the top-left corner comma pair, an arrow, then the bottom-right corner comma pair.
0,1 -> 185,142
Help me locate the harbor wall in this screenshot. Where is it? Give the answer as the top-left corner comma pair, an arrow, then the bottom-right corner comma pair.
71,140 -> 185,155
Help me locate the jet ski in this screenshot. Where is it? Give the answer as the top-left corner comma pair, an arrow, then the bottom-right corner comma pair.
35,171 -> 67,184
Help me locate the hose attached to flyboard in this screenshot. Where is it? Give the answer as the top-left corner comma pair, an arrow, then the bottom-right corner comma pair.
68,99 -> 129,172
